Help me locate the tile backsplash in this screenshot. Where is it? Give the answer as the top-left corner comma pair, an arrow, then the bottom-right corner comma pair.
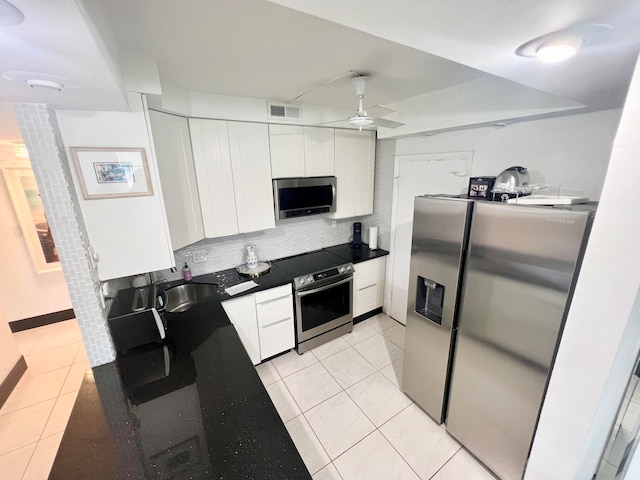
15,104 -> 115,367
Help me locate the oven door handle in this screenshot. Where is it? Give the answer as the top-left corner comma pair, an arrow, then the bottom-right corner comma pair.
297,276 -> 352,297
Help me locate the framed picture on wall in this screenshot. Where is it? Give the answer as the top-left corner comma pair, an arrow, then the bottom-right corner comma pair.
69,147 -> 154,200
2,168 -> 61,273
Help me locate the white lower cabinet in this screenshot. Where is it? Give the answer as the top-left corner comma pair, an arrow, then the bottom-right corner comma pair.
353,257 -> 386,317
221,294 -> 260,365
255,284 -> 294,360
222,284 -> 294,365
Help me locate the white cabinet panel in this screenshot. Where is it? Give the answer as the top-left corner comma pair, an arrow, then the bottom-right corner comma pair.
333,129 -> 376,219
353,257 -> 386,317
55,94 -> 174,281
222,294 -> 260,365
149,111 -> 204,250
269,124 -> 305,178
269,125 -> 334,178
256,287 -> 294,360
304,127 -> 335,177
189,118 -> 238,238
227,122 -> 276,234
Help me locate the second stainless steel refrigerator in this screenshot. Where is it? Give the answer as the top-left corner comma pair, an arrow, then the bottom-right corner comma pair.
402,196 -> 593,480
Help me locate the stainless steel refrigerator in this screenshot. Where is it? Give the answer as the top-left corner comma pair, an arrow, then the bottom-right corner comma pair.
402,195 -> 593,480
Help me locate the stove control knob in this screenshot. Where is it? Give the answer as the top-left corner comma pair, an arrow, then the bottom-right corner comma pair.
339,266 -> 346,273
299,278 -> 305,284
346,265 -> 352,271
307,276 -> 313,282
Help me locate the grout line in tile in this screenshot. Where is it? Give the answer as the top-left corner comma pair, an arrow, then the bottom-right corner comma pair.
287,413 -> 333,474
426,446 -> 464,480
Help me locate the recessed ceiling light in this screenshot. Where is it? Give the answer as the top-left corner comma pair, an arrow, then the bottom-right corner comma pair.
0,0 -> 24,27
25,79 -> 64,91
515,24 -> 612,61
2,71 -> 80,90
536,37 -> 584,62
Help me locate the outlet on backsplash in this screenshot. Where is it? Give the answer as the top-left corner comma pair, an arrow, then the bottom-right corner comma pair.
193,250 -> 208,263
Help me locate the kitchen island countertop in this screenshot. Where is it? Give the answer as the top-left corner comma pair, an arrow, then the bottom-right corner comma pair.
49,244 -> 389,479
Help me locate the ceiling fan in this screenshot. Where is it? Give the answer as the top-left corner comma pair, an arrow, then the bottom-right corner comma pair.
344,76 -> 405,130
301,72 -> 405,130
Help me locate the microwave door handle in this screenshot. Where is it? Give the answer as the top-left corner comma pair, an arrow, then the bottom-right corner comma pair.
297,276 -> 352,297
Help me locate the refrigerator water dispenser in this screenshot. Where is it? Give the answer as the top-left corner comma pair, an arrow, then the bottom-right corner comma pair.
415,276 -> 444,325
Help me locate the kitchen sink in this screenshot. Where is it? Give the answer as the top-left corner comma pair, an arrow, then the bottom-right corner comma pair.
162,283 -> 219,313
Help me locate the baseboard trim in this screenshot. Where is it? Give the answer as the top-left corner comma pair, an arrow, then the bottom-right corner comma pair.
0,356 -> 27,409
9,309 -> 75,332
353,307 -> 383,325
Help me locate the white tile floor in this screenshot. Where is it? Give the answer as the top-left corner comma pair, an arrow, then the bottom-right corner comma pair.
0,320 -> 88,480
258,313 -> 498,480
1,314 -> 499,480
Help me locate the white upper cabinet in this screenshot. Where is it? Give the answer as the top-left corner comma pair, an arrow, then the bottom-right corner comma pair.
303,127 -> 335,177
148,111 -> 204,250
269,124 -> 305,178
333,129 -> 376,219
269,125 -> 335,178
189,118 -> 239,238
55,94 -> 175,281
190,119 -> 275,238
227,122 -> 276,234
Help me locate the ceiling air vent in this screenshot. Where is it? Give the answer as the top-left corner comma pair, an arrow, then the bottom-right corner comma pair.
267,102 -> 302,122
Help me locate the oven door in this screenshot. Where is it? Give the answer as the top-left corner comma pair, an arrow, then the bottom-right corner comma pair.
295,276 -> 353,343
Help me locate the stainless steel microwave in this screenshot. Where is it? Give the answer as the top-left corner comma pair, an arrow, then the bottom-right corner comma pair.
273,176 -> 336,219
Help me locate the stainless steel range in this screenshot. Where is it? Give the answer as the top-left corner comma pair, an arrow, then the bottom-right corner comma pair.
275,251 -> 354,353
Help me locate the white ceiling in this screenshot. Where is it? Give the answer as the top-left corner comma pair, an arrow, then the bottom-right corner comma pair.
0,0 -> 639,134
101,0 -> 489,110
269,0 -> 640,110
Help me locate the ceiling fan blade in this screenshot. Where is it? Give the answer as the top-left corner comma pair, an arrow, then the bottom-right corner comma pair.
367,105 -> 396,118
372,118 -> 405,129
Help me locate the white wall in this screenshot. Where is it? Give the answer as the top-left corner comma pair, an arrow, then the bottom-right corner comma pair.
0,309 -> 21,383
395,108 -> 622,201
525,54 -> 640,479
0,168 -> 72,322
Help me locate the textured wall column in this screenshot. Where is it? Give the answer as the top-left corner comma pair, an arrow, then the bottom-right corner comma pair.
14,104 -> 115,366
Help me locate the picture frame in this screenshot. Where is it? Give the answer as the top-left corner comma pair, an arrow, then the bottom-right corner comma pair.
69,147 -> 154,200
2,168 -> 61,273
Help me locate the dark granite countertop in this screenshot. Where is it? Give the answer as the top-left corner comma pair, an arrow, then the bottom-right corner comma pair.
50,244 -> 388,479
324,243 -> 389,264
50,298 -> 310,479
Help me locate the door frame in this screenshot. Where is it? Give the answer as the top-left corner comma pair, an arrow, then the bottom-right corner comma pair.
384,151 -> 474,323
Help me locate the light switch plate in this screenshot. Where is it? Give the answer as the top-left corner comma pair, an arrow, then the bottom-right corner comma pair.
192,250 -> 208,263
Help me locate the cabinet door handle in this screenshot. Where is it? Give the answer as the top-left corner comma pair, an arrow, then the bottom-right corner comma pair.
358,283 -> 376,291
261,316 -> 291,328
256,295 -> 290,307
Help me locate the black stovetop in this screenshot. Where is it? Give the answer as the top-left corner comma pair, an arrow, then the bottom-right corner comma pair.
273,250 -> 347,278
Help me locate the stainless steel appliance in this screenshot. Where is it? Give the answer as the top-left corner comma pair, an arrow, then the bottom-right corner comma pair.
108,284 -> 166,353
273,176 -> 336,219
402,196 -> 594,480
275,251 -> 354,353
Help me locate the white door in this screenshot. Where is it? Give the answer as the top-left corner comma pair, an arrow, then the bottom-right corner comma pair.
386,152 -> 473,324
303,127 -> 335,177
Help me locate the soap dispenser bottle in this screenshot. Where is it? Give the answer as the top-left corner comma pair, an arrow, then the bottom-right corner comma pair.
182,263 -> 192,281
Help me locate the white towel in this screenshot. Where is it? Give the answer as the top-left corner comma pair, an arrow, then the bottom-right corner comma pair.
225,280 -> 259,296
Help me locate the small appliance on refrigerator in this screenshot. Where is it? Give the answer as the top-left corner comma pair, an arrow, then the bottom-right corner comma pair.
402,195 -> 594,480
